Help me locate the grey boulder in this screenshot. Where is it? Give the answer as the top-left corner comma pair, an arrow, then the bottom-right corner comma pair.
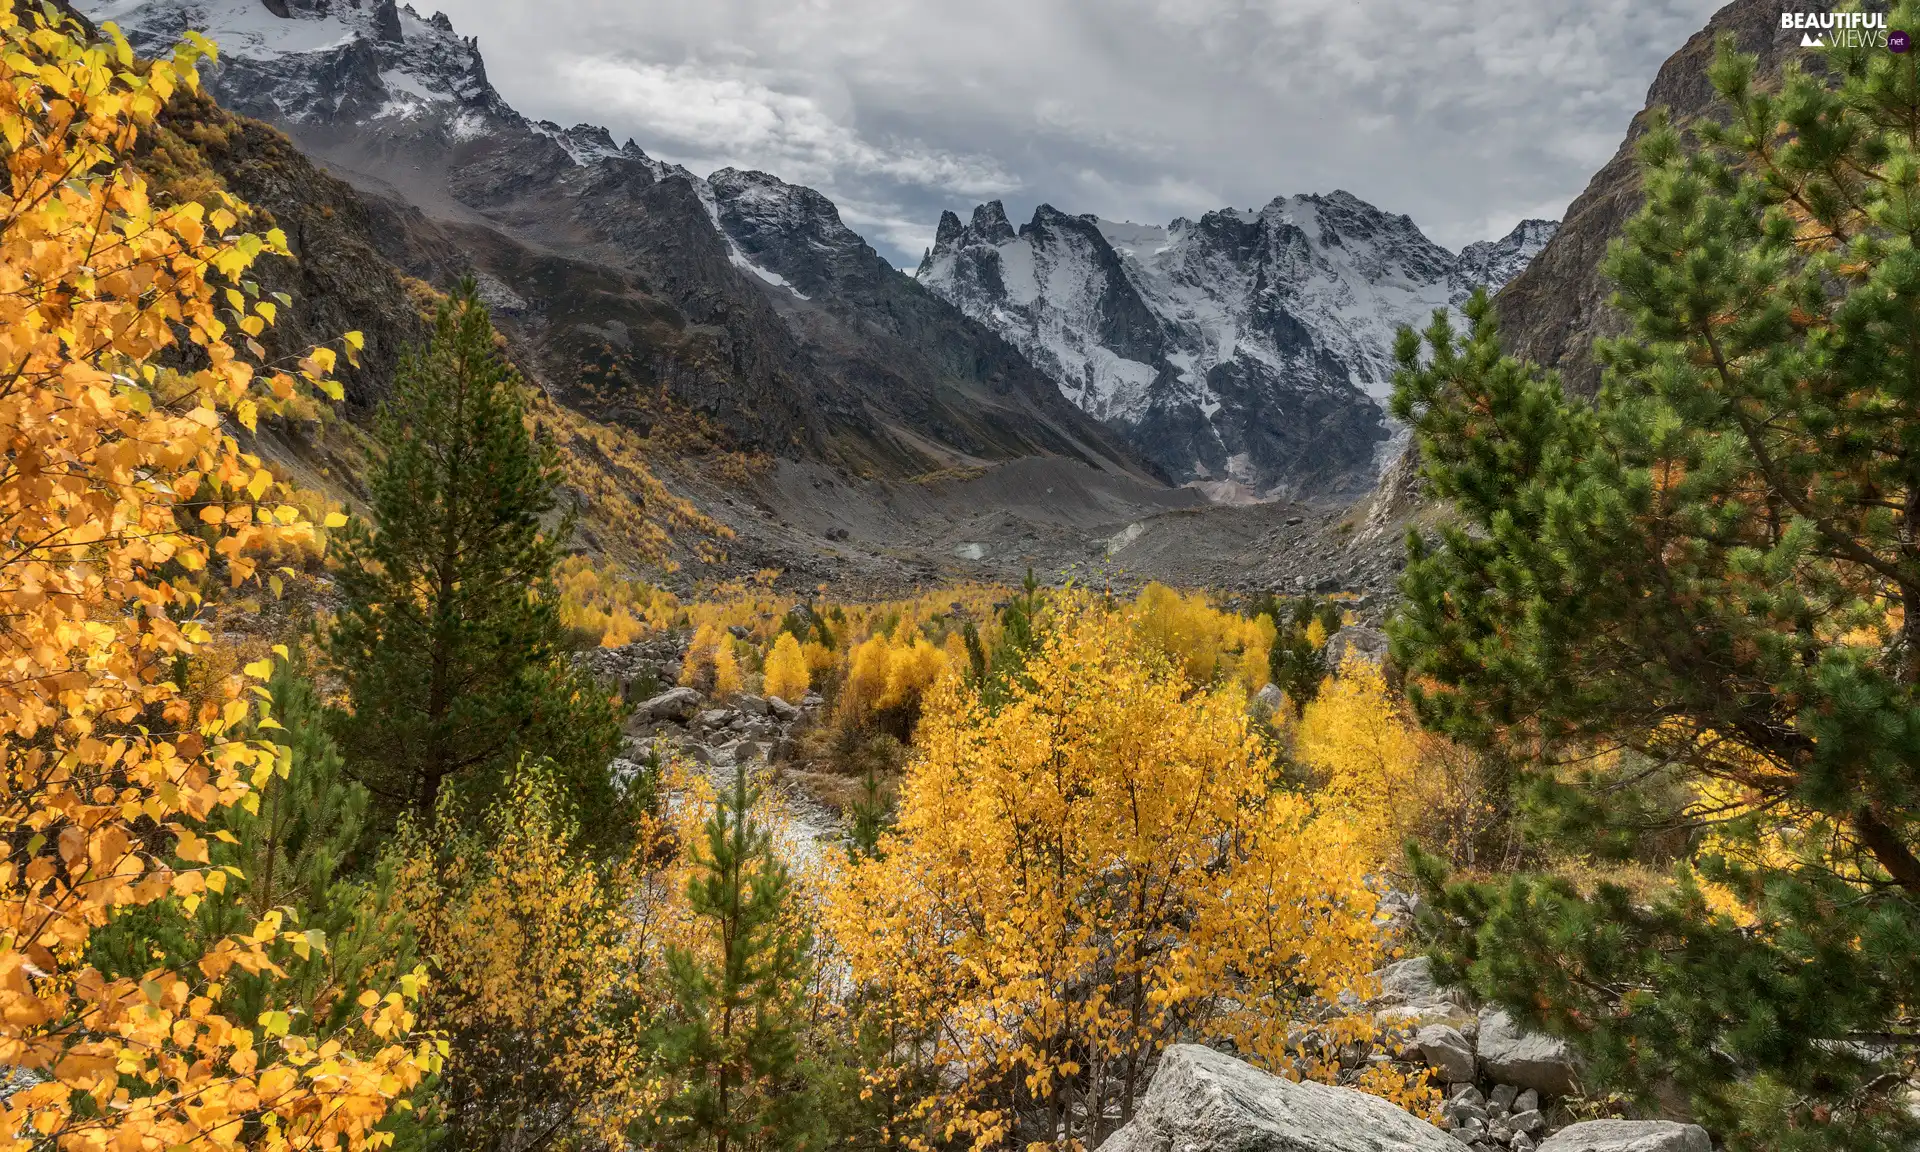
1375,958 -> 1445,1004
1537,1120 -> 1711,1152
638,686 -> 702,723
1414,1024 -> 1475,1084
767,696 -> 802,720
1477,1010 -> 1580,1098
1096,1043 -> 1459,1152
1253,683 -> 1284,717
1371,958 -> 1475,1034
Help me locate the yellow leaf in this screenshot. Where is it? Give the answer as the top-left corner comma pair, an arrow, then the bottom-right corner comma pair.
222,699 -> 251,730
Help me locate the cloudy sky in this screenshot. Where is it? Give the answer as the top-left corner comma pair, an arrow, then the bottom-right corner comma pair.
428,0 -> 1725,267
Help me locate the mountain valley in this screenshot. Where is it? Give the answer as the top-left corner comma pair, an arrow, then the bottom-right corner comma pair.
83,0 -> 1567,600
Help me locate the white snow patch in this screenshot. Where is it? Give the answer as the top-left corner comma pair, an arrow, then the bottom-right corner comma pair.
1104,522 -> 1147,556
688,177 -> 812,301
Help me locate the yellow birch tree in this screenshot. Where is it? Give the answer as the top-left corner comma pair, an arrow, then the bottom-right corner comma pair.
0,6 -> 436,1151
824,596 -> 1390,1152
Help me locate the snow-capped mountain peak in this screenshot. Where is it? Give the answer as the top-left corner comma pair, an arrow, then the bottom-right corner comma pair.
89,0 -> 512,134
916,198 -> 1556,498
86,0 -> 1554,502
1455,218 -> 1559,299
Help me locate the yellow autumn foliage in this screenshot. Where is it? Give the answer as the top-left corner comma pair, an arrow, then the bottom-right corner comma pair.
680,622 -> 725,690
712,640 -> 744,696
0,8 -> 434,1151
801,638 -> 837,682
825,595 -> 1402,1151
556,556 -> 679,647
396,764 -> 661,1149
838,629 -> 952,729
763,632 -> 811,703
1130,582 -> 1274,691
1296,655 -> 1425,861
1294,654 -> 1485,869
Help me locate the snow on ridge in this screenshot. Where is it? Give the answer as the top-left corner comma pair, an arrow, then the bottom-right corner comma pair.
90,0 -> 358,56
79,0 -> 822,303
919,195 -> 1558,497
81,0 -> 499,130
687,176 -> 812,301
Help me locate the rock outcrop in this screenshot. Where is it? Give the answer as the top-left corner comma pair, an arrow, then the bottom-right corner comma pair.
1363,958 -> 1596,1150
1096,1044 -> 1459,1152
1536,1120 -> 1711,1152
1476,1010 -> 1582,1098
1492,0 -> 1802,396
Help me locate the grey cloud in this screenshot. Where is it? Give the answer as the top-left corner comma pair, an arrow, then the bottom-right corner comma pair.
427,0 -> 1724,264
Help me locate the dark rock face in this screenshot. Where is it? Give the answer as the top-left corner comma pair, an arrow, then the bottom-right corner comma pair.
1492,0 -> 1803,395
94,0 -> 1145,483
1358,0 -> 1806,546
699,169 -> 1150,473
144,88 -> 426,415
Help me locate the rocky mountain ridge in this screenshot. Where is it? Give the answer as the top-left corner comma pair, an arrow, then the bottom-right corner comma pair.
915,195 -> 1555,499
1491,0 -> 1801,396
87,0 -> 1147,485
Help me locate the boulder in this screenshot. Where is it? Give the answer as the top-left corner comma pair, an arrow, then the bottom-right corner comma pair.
1252,683 -> 1283,717
1096,1044 -> 1459,1152
638,686 -> 701,723
1371,958 -> 1476,1035
737,693 -> 770,716
1476,1010 -> 1580,1098
1414,1025 -> 1475,1084
1537,1120 -> 1711,1152
1374,958 -> 1444,1004
767,696 -> 802,721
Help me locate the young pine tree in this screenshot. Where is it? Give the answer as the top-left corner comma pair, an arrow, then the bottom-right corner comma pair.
1390,22 -> 1920,1151
656,765 -> 818,1152
326,279 -> 622,831
91,651 -> 416,1037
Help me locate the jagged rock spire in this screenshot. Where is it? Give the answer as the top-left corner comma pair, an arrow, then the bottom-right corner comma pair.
969,201 -> 1016,245
373,0 -> 402,42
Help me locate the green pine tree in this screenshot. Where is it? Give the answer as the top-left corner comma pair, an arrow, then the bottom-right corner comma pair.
1262,596 -> 1340,712
324,278 -> 622,836
91,651 -> 415,1035
971,568 -> 1045,707
846,765 -> 891,860
1389,21 -> 1920,1151
656,764 -> 818,1152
